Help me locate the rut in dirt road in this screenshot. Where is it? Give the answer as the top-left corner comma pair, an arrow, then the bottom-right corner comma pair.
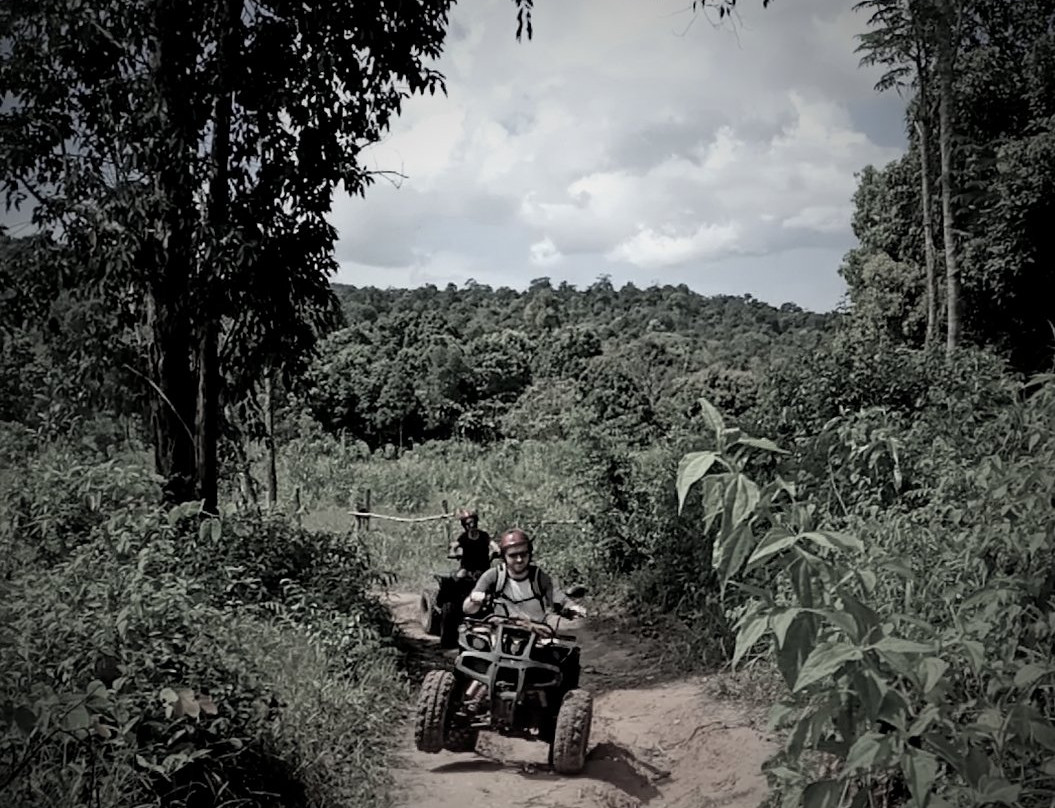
384,591 -> 778,808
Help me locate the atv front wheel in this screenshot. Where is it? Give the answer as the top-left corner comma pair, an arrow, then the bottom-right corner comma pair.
419,590 -> 440,636
551,689 -> 593,774
414,670 -> 458,753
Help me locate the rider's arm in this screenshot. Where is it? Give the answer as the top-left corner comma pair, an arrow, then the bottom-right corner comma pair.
463,567 -> 497,615
542,571 -> 586,619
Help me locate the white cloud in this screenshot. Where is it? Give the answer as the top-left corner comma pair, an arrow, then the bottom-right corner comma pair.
609,222 -> 742,269
328,0 -> 908,311
529,236 -> 562,266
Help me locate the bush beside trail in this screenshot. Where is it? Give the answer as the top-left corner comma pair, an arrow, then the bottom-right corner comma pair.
0,439 -> 405,808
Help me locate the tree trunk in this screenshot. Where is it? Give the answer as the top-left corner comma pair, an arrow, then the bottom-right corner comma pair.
146,283 -> 197,504
264,372 -> 278,510
915,103 -> 939,347
936,6 -> 962,354
195,322 -> 220,514
149,2 -> 201,505
195,0 -> 242,514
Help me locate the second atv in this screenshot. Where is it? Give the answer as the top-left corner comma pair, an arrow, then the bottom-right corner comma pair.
418,569 -> 481,649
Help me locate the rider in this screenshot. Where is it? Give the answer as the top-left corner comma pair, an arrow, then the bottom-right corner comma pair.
449,508 -> 497,579
462,528 -> 586,622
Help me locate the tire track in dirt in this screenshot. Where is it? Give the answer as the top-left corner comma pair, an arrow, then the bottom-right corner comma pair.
384,591 -> 777,808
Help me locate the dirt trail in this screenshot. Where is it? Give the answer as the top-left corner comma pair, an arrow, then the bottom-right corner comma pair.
384,592 -> 778,808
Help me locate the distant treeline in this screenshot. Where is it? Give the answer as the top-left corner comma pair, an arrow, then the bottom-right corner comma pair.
302,279 -> 836,451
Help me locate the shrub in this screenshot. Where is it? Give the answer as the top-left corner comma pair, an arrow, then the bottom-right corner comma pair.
1,446 -> 406,807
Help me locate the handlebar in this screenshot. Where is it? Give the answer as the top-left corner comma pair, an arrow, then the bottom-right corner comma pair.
464,612 -> 559,638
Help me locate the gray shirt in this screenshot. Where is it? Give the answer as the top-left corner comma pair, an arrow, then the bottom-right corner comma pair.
472,565 -> 567,623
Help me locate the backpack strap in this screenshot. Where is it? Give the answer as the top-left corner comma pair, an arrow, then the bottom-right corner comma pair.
494,565 -> 547,609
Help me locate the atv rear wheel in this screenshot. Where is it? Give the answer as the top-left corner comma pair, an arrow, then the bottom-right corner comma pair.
444,726 -> 479,753
414,670 -> 458,753
438,600 -> 460,649
551,689 -> 593,774
419,590 -> 440,636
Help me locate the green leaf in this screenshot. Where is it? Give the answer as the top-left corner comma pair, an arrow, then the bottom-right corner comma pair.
812,608 -> 861,642
716,523 -> 758,589
1013,662 -> 1054,689
793,642 -> 863,692
209,518 -> 222,542
748,530 -> 799,568
802,780 -> 841,808
871,637 -> 935,655
844,732 -> 886,772
14,705 -> 36,734
964,747 -> 992,788
771,608 -> 802,649
919,658 -> 949,695
1032,717 -> 1055,751
801,531 -> 864,553
922,731 -> 966,777
852,668 -> 887,721
908,705 -> 941,738
857,569 -> 877,594
729,474 -> 761,527
62,704 -> 91,733
735,435 -> 789,454
1040,757 -> 1055,776
698,396 -> 725,439
733,613 -> 769,670
676,451 -> 720,512
959,639 -> 985,673
972,707 -> 1003,735
901,748 -> 938,808
879,558 -> 916,580
978,776 -> 1020,806
777,610 -> 819,689
878,689 -> 909,732
839,591 -> 882,643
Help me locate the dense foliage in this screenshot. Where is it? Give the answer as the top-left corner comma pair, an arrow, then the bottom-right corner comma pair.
305,280 -> 832,450
0,430 -> 403,807
678,370 -> 1055,808
0,0 -> 453,508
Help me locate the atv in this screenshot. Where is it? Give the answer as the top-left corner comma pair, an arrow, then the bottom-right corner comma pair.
418,568 -> 481,649
413,589 -> 592,775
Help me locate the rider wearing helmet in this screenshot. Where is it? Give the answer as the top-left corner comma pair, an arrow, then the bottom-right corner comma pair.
463,528 -> 585,622
449,508 -> 497,579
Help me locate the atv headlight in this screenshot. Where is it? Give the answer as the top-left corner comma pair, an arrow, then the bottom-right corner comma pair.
465,632 -> 492,652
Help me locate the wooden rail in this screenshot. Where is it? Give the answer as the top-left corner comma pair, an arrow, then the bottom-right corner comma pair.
347,510 -> 452,523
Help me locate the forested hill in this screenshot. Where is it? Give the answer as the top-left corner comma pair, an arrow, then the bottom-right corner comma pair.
311,280 -> 838,451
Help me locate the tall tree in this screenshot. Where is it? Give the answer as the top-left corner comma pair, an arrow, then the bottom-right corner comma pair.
856,0 -> 941,346
933,0 -> 965,354
1,0 -> 453,509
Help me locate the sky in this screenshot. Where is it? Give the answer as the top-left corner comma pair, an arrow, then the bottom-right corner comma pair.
329,0 -> 908,313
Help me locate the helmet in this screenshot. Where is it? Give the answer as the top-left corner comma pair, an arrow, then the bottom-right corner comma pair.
456,507 -> 478,526
498,528 -> 532,557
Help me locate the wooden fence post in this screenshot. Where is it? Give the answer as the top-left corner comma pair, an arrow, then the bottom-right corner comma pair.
353,490 -> 371,532
442,499 -> 451,546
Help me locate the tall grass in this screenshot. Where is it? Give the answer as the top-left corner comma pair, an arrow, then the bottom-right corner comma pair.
285,438 -> 598,588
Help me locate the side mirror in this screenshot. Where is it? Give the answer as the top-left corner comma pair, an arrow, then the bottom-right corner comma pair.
565,584 -> 587,599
